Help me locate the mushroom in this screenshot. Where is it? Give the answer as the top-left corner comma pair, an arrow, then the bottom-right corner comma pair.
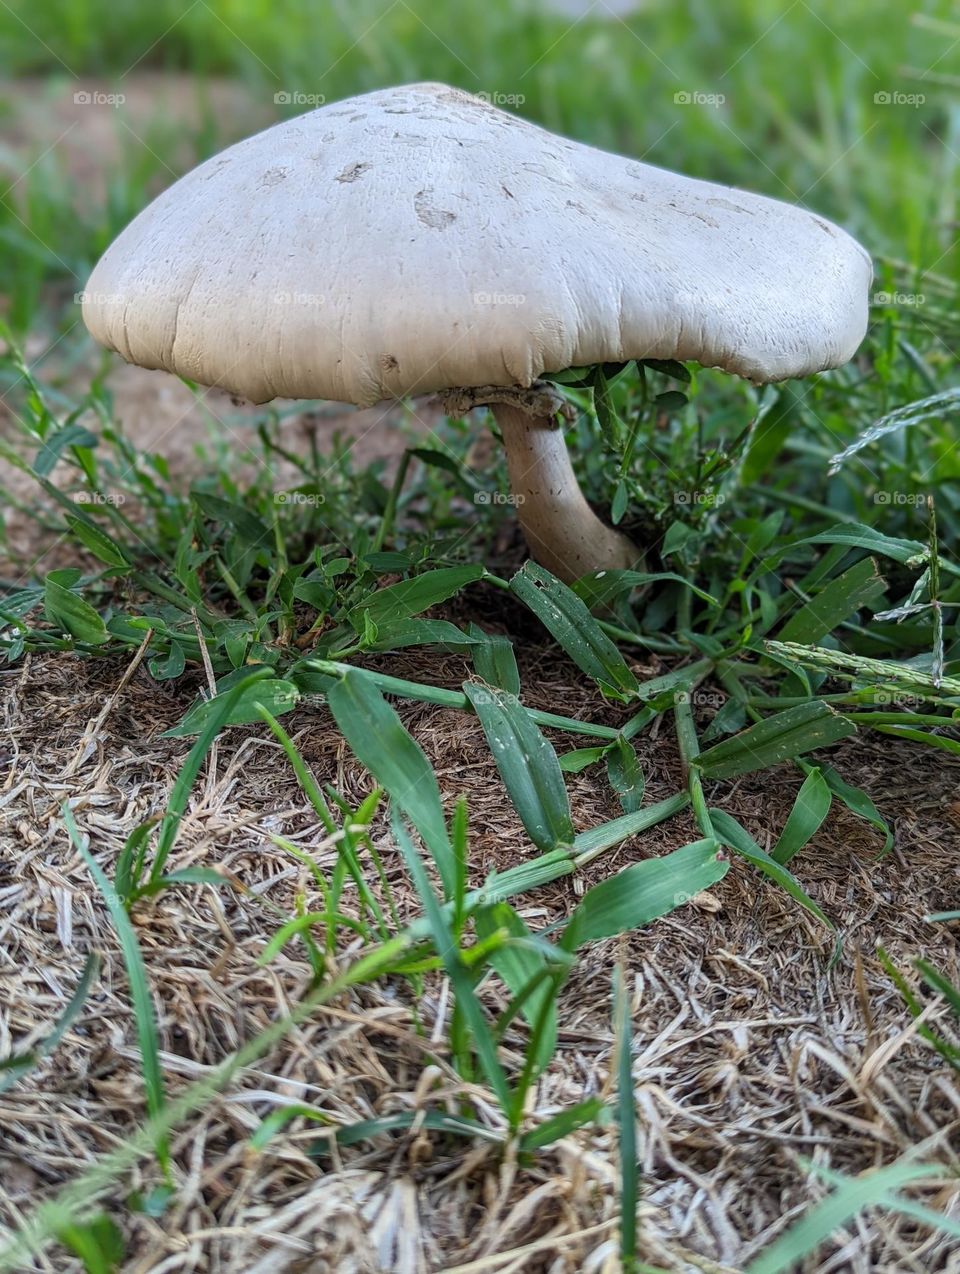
83,82 -> 871,582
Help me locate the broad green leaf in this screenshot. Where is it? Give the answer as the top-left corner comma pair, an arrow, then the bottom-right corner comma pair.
562,838 -> 726,950
700,698 -> 747,743
470,626 -> 521,697
463,681 -> 573,850
407,447 -> 477,494
33,425 -> 98,476
350,565 -> 484,630
149,641 -> 186,681
191,491 -> 271,545
709,809 -> 835,938
698,703 -> 856,779
778,559 -> 886,645
559,745 -> 607,773
366,618 -> 480,650
798,524 -> 925,566
362,550 -> 415,573
64,516 -> 131,568
640,357 -> 690,382
510,562 -> 638,700
44,578 -> 109,645
771,769 -> 832,864
329,673 -> 455,895
165,679 -> 299,737
607,736 -> 645,813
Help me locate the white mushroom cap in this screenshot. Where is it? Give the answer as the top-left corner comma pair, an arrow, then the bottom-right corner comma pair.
83,82 -> 871,407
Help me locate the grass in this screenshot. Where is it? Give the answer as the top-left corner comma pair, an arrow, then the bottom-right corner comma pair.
1,0 -> 959,1268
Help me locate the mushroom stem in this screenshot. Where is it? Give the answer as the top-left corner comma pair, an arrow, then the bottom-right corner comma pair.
492,403 -> 640,583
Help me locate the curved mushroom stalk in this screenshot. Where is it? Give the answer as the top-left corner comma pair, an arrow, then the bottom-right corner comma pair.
493,403 -> 640,583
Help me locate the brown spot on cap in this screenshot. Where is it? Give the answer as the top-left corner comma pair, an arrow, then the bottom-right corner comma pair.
336,161 -> 372,183
414,189 -> 457,229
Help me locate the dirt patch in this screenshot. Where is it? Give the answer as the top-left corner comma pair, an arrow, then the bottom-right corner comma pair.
0,73 -> 272,199
0,359 -> 446,578
1,635 -> 958,1272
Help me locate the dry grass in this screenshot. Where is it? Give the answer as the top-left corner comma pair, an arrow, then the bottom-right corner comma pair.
1,635 -> 959,1273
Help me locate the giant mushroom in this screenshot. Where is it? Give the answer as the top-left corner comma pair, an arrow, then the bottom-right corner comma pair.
83,82 -> 871,582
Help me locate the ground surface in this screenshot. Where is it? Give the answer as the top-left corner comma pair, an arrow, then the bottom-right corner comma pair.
2,627 -> 959,1272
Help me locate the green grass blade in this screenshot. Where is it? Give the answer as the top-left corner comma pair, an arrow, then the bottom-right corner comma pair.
64,807 -> 169,1173
710,809 -> 836,942
562,839 -> 727,950
390,808 -> 513,1115
818,764 -> 893,854
349,564 -> 485,629
303,659 -> 619,739
771,768 -> 832,864
746,1160 -> 942,1274
698,703 -> 856,779
470,625 -> 522,696
509,562 -> 639,701
572,793 -> 690,866
613,963 -> 639,1272
0,952 -> 100,1094
778,558 -> 886,645
147,668 -> 276,886
463,681 -> 574,850
328,671 -> 456,896
519,1096 -> 606,1153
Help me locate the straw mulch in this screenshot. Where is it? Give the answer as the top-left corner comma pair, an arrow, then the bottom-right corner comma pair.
1,629 -> 958,1273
